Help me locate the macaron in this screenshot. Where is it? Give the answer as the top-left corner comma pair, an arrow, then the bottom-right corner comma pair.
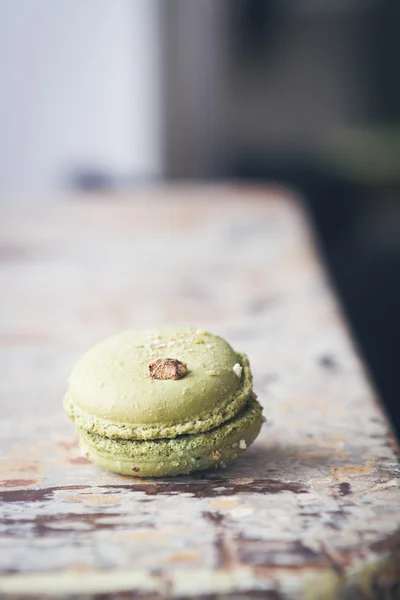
64,326 -> 263,477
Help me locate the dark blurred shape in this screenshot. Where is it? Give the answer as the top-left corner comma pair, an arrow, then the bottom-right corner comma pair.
372,0 -> 400,121
334,217 -> 400,437
68,169 -> 161,193
229,0 -> 284,64
69,169 -> 117,192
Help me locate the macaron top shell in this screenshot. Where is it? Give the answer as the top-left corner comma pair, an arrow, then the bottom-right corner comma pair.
65,326 -> 253,440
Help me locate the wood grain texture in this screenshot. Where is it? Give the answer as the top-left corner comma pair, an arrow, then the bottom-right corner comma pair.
0,185 -> 399,599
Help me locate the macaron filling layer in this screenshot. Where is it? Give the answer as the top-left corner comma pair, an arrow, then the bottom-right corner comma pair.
78,394 -> 263,477
64,352 -> 253,440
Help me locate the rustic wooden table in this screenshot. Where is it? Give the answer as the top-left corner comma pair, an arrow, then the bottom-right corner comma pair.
0,186 -> 399,599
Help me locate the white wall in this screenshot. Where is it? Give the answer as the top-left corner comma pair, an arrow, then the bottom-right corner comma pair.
0,0 -> 162,192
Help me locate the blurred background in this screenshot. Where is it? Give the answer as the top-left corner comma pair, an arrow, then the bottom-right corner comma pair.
1,0 -> 399,433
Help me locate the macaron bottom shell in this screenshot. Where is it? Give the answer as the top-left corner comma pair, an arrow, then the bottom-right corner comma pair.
78,395 -> 263,477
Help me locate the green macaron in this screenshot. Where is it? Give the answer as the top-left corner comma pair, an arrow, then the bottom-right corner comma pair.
64,326 -> 263,477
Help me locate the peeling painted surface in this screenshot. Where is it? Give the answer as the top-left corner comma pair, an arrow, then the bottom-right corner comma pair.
0,186 -> 399,598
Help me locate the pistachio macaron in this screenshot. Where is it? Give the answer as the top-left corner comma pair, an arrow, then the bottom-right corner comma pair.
64,326 -> 263,477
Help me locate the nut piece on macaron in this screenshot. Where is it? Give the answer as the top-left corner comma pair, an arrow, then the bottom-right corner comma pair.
148,358 -> 188,380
